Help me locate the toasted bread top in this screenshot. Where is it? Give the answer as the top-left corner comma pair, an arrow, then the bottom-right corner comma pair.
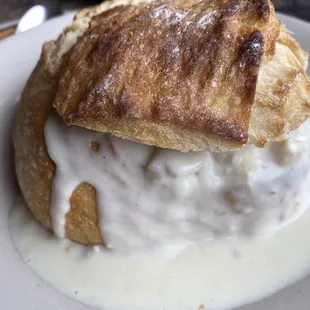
53,0 -> 288,151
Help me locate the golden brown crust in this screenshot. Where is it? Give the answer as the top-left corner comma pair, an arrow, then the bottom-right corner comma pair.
54,0 -> 281,152
13,52 -> 56,230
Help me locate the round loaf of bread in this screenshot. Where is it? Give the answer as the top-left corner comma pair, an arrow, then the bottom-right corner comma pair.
13,0 -> 310,248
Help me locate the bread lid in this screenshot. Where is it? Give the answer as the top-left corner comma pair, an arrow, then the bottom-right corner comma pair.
53,0 -> 310,151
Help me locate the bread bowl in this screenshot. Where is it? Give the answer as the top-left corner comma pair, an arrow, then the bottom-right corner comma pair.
13,0 -> 310,250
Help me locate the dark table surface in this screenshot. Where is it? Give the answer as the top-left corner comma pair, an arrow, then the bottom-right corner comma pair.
0,0 -> 310,27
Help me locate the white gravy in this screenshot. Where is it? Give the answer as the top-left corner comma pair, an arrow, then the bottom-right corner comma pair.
44,116 -> 310,251
10,198 -> 310,310
10,117 -> 310,309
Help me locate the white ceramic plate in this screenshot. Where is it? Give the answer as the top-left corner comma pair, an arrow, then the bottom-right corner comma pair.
1,12 -> 310,310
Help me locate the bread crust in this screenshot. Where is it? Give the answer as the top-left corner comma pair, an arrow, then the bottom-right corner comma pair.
13,56 -> 56,231
54,0 -> 283,152
13,0 -> 310,245
250,27 -> 310,147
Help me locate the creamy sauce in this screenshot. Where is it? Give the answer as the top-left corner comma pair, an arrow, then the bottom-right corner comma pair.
10,198 -> 310,310
10,117 -> 310,310
45,116 -> 310,251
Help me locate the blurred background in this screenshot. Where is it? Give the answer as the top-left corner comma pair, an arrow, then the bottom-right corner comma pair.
0,0 -> 310,39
